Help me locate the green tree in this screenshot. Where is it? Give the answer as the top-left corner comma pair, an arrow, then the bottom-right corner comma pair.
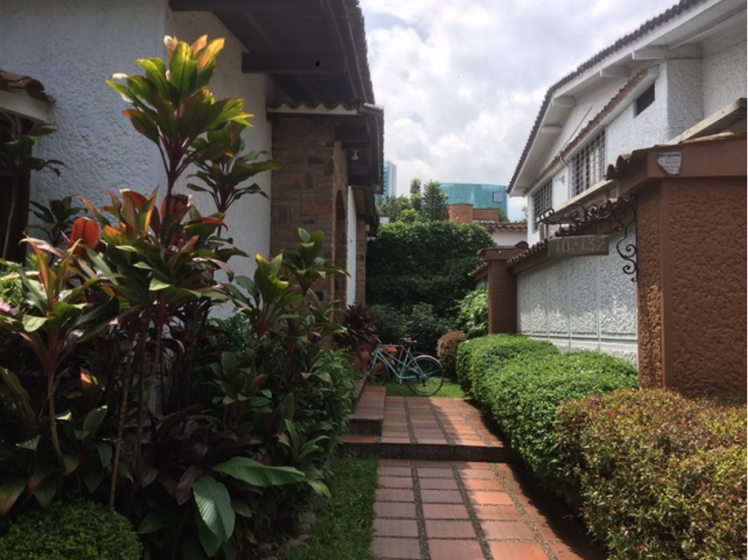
376,195 -> 412,222
421,180 -> 448,221
409,178 -> 422,212
496,206 -> 508,222
366,221 -> 495,316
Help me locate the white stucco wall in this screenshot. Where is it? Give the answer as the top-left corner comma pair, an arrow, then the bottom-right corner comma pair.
165,10 -> 273,280
516,230 -> 638,363
702,40 -> 747,115
0,0 -> 167,211
346,187 -> 357,306
491,230 -> 526,247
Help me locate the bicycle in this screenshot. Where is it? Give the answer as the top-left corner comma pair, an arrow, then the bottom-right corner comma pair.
366,338 -> 445,396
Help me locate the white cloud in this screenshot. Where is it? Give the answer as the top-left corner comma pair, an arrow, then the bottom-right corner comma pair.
360,0 -> 679,220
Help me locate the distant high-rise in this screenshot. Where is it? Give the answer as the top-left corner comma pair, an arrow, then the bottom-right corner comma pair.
440,183 -> 507,214
381,161 -> 397,199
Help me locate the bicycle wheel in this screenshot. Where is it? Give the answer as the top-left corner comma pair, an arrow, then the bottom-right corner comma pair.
405,355 -> 445,396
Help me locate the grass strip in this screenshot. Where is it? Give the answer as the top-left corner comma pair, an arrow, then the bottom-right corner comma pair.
385,378 -> 467,398
284,455 -> 378,560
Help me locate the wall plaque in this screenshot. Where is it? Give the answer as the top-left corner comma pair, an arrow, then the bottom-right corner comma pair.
548,235 -> 609,257
656,151 -> 682,175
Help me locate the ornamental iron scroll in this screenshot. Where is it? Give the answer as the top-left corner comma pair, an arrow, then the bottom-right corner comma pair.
538,195 -> 638,281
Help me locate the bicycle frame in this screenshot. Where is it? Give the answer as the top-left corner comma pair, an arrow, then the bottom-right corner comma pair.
366,343 -> 421,383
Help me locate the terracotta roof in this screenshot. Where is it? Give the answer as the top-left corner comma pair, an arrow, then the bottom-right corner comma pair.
523,68 -> 649,193
0,70 -> 55,103
508,0 -> 707,194
506,239 -> 549,268
480,221 -> 528,233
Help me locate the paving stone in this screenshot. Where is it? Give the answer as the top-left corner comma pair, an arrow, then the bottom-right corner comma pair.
422,503 -> 470,519
373,518 -> 419,538
419,477 -> 458,490
417,467 -> 453,478
462,478 -> 505,492
472,505 -> 523,522
425,520 -> 477,539
468,491 -> 513,505
488,540 -> 549,559
459,469 -> 497,480
378,466 -> 411,477
375,488 -> 415,502
480,520 -> 536,540
371,537 -> 421,559
420,489 -> 464,504
378,476 -> 414,489
373,501 -> 417,519
428,539 -> 485,560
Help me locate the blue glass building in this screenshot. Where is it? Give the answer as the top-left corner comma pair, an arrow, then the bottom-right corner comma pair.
440,183 -> 507,214
380,161 -> 397,199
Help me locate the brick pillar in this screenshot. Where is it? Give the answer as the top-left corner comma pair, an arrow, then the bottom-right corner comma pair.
269,114 -> 348,304
612,133 -> 746,397
482,247 -> 525,334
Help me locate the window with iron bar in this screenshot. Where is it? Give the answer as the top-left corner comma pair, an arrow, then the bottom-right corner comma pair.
532,179 -> 553,232
571,129 -> 606,197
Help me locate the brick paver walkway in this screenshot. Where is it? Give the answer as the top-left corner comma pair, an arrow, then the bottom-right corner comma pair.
348,392 -> 606,560
371,458 -> 605,560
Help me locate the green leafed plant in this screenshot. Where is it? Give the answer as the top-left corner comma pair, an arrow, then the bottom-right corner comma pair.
0,112 -> 64,260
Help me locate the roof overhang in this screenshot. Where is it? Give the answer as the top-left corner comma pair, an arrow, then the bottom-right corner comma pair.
508,0 -> 747,196
0,71 -> 55,122
169,0 -> 375,107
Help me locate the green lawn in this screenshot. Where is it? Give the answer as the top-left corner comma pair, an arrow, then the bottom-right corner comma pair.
385,378 -> 466,398
284,455 -> 378,560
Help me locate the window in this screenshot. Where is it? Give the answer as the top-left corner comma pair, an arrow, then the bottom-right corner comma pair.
532,179 -> 553,232
634,84 -> 655,117
571,129 -> 606,197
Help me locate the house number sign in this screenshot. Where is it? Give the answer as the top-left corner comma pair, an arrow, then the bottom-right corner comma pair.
548,235 -> 609,257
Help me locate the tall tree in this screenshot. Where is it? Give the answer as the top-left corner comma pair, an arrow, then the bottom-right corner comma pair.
376,195 -> 412,222
421,180 -> 448,221
409,178 -> 422,212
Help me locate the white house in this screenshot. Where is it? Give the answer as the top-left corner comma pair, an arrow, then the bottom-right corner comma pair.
0,0 -> 383,306
506,0 -> 746,361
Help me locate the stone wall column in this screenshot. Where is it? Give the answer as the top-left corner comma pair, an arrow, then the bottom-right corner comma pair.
482,247 -> 525,334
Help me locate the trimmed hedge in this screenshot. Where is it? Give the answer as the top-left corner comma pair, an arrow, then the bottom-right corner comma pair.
436,330 -> 467,380
455,334 -> 559,394
477,351 -> 638,495
555,390 -> 747,560
0,500 -> 141,560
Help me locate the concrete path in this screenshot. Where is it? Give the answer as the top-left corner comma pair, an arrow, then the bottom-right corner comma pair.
343,390 -> 606,559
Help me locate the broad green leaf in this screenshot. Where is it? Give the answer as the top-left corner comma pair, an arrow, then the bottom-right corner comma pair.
196,515 -> 223,557
192,476 -> 234,542
82,405 -> 108,435
81,462 -> 104,493
212,457 -> 304,487
149,278 -> 172,291
137,509 -> 173,535
62,450 -> 80,475
22,315 -> 49,332
0,476 -> 26,516
97,442 -> 113,467
16,435 -> 40,451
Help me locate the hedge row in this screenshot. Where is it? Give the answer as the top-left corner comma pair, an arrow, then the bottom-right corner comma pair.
556,390 -> 747,559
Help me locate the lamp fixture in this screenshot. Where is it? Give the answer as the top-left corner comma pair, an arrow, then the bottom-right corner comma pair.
351,149 -> 359,161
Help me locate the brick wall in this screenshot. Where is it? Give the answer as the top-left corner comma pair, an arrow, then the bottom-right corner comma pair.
269,114 -> 349,304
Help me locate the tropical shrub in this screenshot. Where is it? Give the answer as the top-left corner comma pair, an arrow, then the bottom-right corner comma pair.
436,330 -> 466,380
0,35 -> 356,560
477,351 -> 638,497
455,334 -> 558,394
370,302 -> 453,356
366,220 -> 494,316
453,288 -> 488,338
0,499 -> 141,560
556,390 -> 746,559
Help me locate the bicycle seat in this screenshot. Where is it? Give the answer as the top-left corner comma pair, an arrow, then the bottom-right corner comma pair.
400,338 -> 417,347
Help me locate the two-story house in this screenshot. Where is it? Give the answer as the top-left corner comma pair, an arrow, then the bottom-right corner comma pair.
500,0 -> 746,393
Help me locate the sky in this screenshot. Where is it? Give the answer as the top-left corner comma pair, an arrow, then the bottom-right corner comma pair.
359,0 -> 680,220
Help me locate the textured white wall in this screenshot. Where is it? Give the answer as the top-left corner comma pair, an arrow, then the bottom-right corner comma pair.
702,40 -> 747,115
517,230 -> 638,363
346,187 -> 357,305
165,11 -> 273,281
0,0 -> 167,210
491,230 -> 526,247
663,58 -> 704,139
